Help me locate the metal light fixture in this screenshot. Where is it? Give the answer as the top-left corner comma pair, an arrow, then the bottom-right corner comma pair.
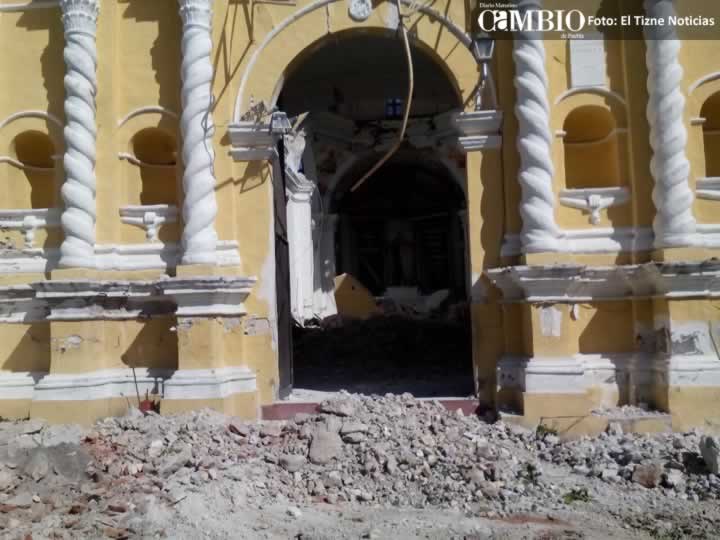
471,31 -> 495,62
269,111 -> 292,135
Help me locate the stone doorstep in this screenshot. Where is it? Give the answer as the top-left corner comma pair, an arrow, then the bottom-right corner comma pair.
261,397 -> 481,421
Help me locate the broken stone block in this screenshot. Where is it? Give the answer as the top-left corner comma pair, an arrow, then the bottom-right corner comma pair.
700,436 -> 720,475
309,430 -> 343,465
320,399 -> 356,417
278,454 -> 306,473
632,461 -> 664,488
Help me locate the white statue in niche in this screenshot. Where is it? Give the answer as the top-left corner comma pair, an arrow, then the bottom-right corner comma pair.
284,129 -> 306,176
349,0 -> 372,22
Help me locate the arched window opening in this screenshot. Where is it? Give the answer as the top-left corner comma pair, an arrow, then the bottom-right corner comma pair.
9,131 -> 56,209
701,92 -> 720,178
131,128 -> 178,206
563,106 -> 622,189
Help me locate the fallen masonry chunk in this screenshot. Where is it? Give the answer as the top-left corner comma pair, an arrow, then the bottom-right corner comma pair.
23,452 -> 50,482
320,398 -> 356,417
228,422 -> 250,437
260,423 -> 283,438
309,430 -> 343,464
287,506 -> 302,518
340,422 -> 368,435
632,461 -> 664,488
160,445 -> 192,478
279,454 -> 306,473
700,436 -> 720,475
5,492 -> 33,509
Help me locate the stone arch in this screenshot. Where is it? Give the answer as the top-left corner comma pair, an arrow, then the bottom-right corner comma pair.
233,0 -> 479,121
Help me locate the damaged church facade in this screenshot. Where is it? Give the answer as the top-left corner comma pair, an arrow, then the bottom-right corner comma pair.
0,0 -> 718,432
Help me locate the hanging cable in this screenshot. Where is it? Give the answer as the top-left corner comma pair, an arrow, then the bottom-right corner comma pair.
350,0 -> 415,192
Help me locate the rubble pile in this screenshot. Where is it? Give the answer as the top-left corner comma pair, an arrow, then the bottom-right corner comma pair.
537,425 -> 720,500
0,394 -> 719,538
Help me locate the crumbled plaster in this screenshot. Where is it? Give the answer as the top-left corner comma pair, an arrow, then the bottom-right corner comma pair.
176,319 -> 194,332
540,305 -> 562,337
255,183 -> 278,351
51,335 -> 85,353
222,318 -> 243,333
243,317 -> 271,336
654,320 -> 714,356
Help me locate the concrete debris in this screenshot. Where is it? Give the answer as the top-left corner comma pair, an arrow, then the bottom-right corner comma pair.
700,436 -> 720,475
0,395 -> 717,538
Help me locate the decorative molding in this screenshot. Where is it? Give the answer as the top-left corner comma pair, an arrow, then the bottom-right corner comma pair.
501,226 -> 653,257
0,1 -> 59,12
0,367 -> 257,403
0,156 -> 56,172
558,187 -> 630,225
32,368 -> 172,402
227,122 -> 276,161
119,205 -> 179,243
0,208 -> 61,249
178,0 -> 219,265
689,71 -> 720,96
696,177 -> 720,200
0,372 -> 45,401
553,86 -> 627,107
164,367 -> 257,401
117,106 -> 179,128
487,260 -> 720,303
0,240 -> 241,275
117,152 -> 177,169
513,0 -> 561,253
23,275 -> 256,321
644,0 -> 696,248
498,353 -> 720,398
0,110 -> 63,131
348,0 -> 371,22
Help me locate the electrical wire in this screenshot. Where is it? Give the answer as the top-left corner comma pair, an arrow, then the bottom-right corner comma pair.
350,0 -> 415,192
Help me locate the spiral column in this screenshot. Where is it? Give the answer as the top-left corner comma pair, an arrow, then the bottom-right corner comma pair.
512,0 -> 561,253
58,0 -> 100,268
178,0 -> 219,265
644,0 -> 696,248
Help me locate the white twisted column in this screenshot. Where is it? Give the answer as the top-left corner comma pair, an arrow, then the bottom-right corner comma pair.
512,0 -> 560,253
178,0 -> 218,265
644,0 -> 696,248
58,0 -> 100,268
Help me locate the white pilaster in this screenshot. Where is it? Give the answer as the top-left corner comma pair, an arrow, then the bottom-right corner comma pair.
178,0 -> 219,265
644,0 -> 696,248
313,213 -> 339,319
512,0 -> 561,253
58,0 -> 100,268
286,174 -> 315,325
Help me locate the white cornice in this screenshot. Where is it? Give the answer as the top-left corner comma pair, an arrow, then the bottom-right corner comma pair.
487,261 -> 720,303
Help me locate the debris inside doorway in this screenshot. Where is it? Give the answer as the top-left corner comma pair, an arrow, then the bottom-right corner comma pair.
1,394 -> 720,538
293,300 -> 473,398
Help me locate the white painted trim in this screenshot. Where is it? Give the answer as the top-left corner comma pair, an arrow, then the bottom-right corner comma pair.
0,208 -> 61,249
487,260 -> 720,303
119,205 -> 179,243
498,352 -> 720,396
117,106 -> 179,128
0,156 -> 55,172
501,226 -> 653,257
117,152 -> 177,169
32,368 -> 172,402
696,177 -> 720,200
553,87 -> 627,108
0,240 -> 241,274
0,1 -> 58,11
0,110 -> 63,130
689,71 -> 720,95
0,371 -> 44,400
164,367 -> 256,400
24,367 -> 257,402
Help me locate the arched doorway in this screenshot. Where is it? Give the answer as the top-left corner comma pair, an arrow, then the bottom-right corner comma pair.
276,31 -> 474,398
